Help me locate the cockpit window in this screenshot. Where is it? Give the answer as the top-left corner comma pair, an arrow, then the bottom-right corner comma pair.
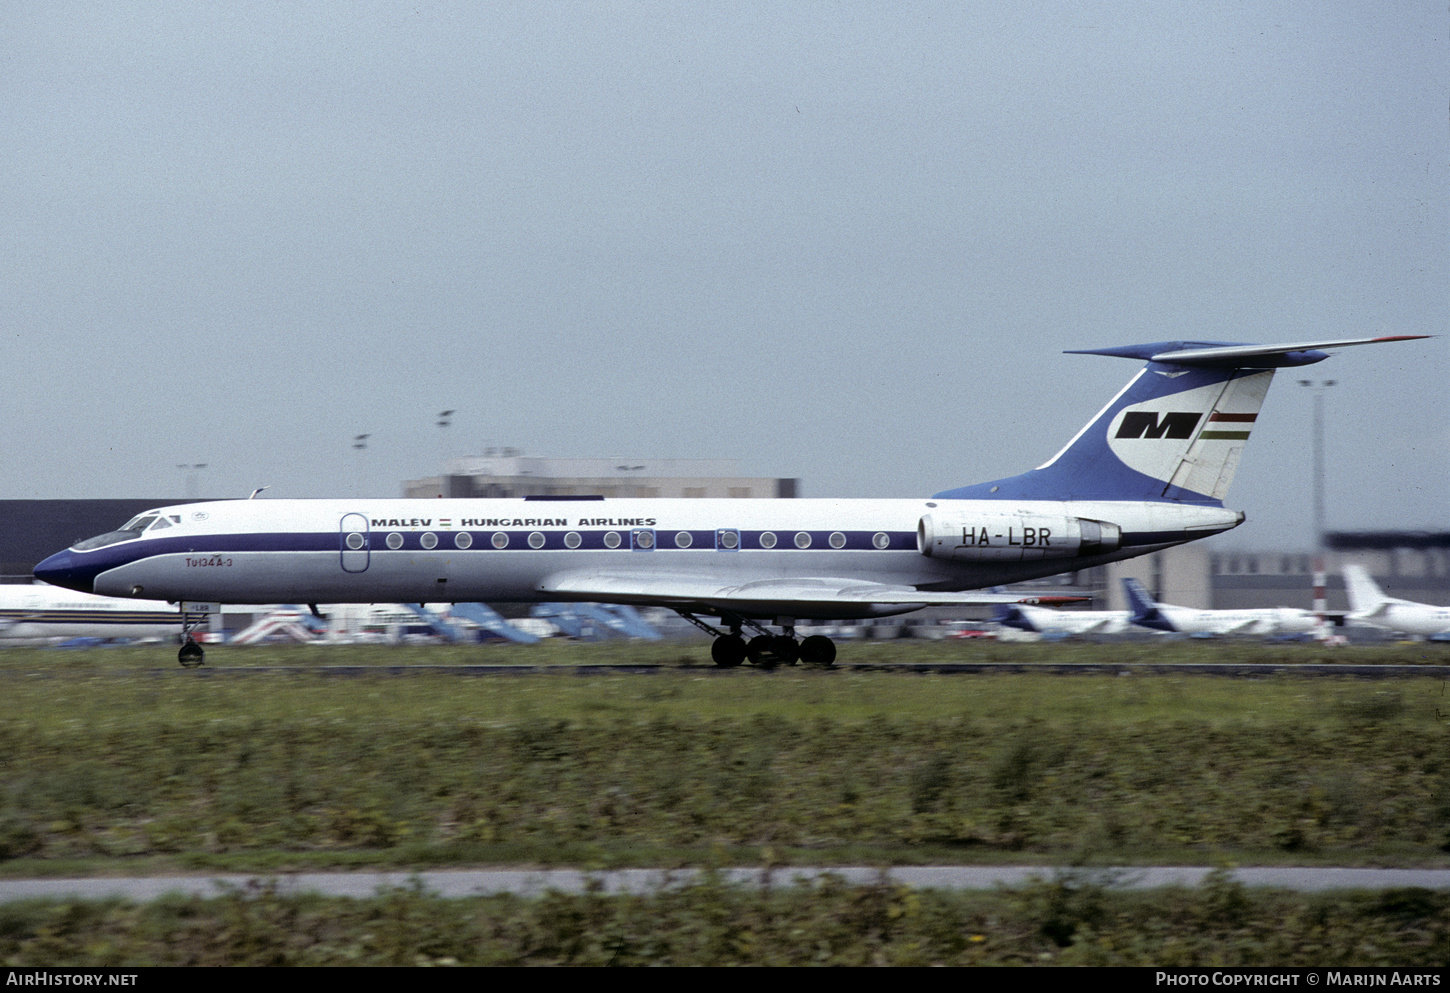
72,512 -> 173,551
72,529 -> 143,551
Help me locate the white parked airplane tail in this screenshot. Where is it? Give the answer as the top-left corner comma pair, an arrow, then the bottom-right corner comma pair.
935,337 -> 1427,506
1343,565 -> 1392,617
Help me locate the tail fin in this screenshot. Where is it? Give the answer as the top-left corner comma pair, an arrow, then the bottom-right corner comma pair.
1343,565 -> 1393,617
991,602 -> 1035,632
935,336 -> 1428,504
1123,578 -> 1175,632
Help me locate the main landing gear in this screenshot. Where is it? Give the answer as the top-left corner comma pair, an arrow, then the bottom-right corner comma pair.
681,614 -> 837,669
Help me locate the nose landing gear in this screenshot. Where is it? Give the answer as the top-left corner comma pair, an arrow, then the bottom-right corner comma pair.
178,638 -> 205,668
176,604 -> 210,667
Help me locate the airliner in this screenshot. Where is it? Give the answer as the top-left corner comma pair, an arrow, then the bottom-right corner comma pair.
32,335 -> 1426,667
990,585 -> 1133,637
1343,565 -> 1450,638
1122,577 -> 1320,637
0,582 -> 181,643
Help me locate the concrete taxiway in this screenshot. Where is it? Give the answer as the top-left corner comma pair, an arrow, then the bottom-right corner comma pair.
3,866 -> 1450,903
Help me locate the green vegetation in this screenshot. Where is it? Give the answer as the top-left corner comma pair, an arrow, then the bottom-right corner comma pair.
0,641 -> 1445,875
1,636 -> 1443,670
1,872 -> 1448,965
1,641 -> 1447,964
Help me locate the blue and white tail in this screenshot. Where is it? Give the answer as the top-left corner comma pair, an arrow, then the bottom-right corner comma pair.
935,336 -> 1427,505
1123,578 -> 1175,632
990,602 -> 1034,632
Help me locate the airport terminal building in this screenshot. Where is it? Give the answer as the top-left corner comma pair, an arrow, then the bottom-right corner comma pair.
404,451 -> 799,501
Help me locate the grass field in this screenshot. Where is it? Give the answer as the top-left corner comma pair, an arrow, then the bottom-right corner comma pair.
2,639 -> 1447,964
9,635 -> 1442,669
0,639 -> 1445,874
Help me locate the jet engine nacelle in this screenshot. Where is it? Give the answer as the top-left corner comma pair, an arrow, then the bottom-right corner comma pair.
917,512 -> 1121,562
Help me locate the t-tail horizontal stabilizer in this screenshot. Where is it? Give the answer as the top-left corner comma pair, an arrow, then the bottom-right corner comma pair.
935,335 -> 1429,505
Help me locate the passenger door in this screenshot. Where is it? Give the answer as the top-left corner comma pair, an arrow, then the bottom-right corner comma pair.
340,513 -> 370,573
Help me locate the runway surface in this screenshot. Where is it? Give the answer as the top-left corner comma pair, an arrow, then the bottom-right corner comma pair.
4,866 -> 1450,902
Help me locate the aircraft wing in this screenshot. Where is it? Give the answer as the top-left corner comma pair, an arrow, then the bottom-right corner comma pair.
537,572 -> 1081,617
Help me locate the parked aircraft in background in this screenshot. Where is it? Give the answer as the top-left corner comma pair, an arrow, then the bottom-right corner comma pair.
991,597 -> 1132,637
231,602 -> 543,646
0,582 -> 180,642
1123,578 -> 1319,636
1344,565 -> 1450,638
32,335 -> 1426,667
530,603 -> 661,640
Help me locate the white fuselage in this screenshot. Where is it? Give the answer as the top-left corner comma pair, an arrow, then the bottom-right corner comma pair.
37,496 -> 1242,619
1351,602 -> 1450,638
0,583 -> 180,641
1142,604 -> 1320,636
1007,605 -> 1133,635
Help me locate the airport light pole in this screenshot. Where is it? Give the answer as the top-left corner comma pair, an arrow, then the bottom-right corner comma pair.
436,411 -> 455,497
1298,379 -> 1336,636
176,463 -> 207,501
353,434 -> 370,498
617,464 -> 646,499
1296,379 -> 1337,549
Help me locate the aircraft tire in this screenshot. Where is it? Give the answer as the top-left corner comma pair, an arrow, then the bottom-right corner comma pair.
711,635 -> 747,668
178,641 -> 205,668
771,635 -> 801,666
746,635 -> 774,665
798,635 -> 836,667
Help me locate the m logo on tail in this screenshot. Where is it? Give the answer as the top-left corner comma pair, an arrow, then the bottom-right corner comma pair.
1115,412 -> 1202,440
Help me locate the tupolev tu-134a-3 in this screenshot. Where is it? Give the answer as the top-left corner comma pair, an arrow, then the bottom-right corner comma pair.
34,335 -> 1428,667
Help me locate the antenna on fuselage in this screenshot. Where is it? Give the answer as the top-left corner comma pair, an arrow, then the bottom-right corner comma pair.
248,486 -> 271,500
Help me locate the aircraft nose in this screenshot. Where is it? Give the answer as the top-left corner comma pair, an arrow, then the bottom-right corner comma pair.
33,550 -> 93,594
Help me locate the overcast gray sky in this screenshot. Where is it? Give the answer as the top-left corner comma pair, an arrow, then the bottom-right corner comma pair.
3,2 -> 1445,550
